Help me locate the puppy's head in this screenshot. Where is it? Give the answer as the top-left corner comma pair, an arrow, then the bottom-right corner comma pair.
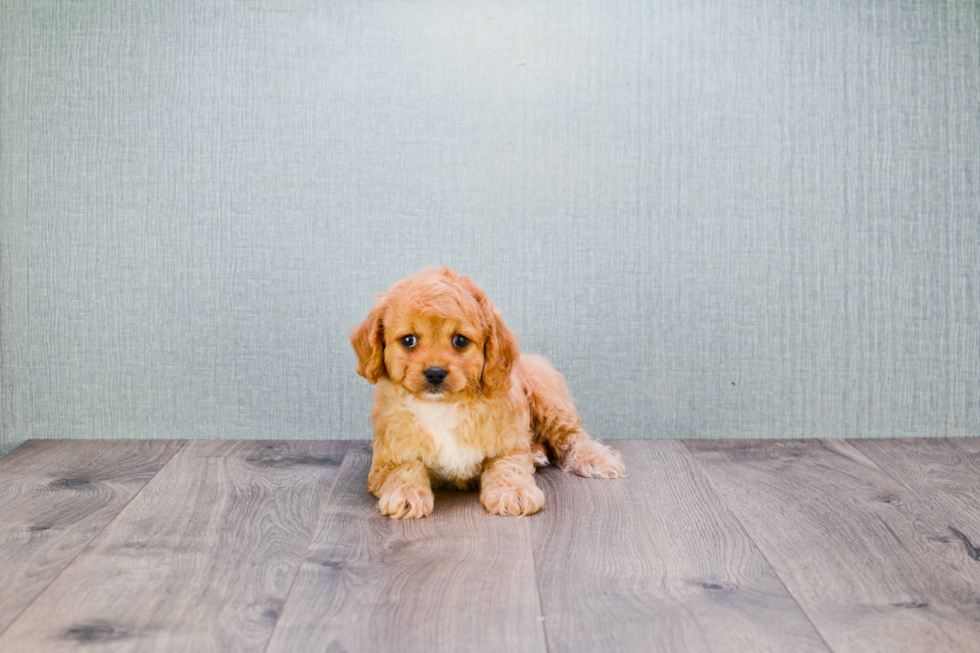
350,268 -> 519,399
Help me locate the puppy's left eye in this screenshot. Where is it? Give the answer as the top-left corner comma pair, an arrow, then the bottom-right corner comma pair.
452,334 -> 470,349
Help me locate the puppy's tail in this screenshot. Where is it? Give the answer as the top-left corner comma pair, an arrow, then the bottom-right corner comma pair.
518,355 -> 625,478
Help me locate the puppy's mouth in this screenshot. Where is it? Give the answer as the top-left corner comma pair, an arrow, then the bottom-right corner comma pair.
422,389 -> 446,400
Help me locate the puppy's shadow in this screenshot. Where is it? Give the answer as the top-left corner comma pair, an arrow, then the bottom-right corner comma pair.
431,489 -> 482,519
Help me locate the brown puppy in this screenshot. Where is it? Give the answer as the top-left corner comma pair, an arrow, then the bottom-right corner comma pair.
350,267 -> 625,519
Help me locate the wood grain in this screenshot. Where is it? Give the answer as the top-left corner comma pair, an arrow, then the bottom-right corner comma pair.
265,443 -> 547,653
0,440 -> 349,652
850,438 -> 980,566
948,437 -> 980,455
529,440 -> 829,653
687,439 -> 980,653
0,440 -> 184,636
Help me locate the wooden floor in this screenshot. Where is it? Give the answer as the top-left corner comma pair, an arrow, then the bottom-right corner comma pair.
0,439 -> 978,652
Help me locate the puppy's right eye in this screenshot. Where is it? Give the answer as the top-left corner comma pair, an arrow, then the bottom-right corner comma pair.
400,335 -> 418,349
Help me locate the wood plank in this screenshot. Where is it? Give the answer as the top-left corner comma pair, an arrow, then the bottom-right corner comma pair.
265,443 -> 547,653
0,440 -> 184,636
529,440 -> 829,653
687,439 -> 980,653
0,440 -> 67,474
0,440 -> 349,652
948,437 -> 980,455
850,438 -> 980,565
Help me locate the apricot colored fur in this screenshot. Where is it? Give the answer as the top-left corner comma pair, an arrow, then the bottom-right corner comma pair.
351,267 -> 625,519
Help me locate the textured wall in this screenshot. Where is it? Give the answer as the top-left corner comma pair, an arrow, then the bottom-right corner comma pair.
1,0 -> 978,455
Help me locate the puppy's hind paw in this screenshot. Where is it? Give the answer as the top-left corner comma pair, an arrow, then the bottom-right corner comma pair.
530,443 -> 550,468
561,440 -> 626,479
378,484 -> 434,520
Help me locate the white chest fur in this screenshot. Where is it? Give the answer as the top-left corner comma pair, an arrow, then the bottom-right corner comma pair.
405,397 -> 485,481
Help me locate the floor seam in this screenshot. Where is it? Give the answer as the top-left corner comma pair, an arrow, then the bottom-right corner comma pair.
528,477 -> 553,653
678,440 -> 839,653
261,440 -> 357,653
845,437 -> 947,495
0,439 -> 189,641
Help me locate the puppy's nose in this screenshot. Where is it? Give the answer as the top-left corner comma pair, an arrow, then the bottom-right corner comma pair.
423,367 -> 448,386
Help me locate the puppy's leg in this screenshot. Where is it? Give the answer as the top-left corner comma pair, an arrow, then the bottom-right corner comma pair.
372,460 -> 434,520
480,451 -> 544,516
520,354 -> 626,478
530,442 -> 550,467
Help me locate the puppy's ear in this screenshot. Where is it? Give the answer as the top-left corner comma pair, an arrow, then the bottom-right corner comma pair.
350,297 -> 388,384
481,302 -> 520,394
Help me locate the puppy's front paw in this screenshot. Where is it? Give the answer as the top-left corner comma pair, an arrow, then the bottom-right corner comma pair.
378,484 -> 434,520
561,440 -> 626,479
481,481 -> 544,517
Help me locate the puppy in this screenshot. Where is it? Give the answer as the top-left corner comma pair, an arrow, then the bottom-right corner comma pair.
350,267 -> 625,519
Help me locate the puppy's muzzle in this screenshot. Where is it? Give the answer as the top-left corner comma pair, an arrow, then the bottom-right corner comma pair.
423,367 -> 448,387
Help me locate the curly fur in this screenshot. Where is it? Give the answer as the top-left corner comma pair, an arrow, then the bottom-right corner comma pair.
350,267 -> 625,519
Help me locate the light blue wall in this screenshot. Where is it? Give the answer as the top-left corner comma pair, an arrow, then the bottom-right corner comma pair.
2,0 -> 978,455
